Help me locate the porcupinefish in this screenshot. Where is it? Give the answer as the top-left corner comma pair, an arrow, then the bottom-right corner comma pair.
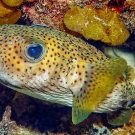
0,24 -> 135,125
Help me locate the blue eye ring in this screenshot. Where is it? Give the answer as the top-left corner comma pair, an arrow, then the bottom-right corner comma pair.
24,43 -> 45,62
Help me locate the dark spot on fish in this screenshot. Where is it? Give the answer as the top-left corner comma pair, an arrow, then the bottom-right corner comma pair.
85,71 -> 88,74
17,68 -> 20,71
74,80 -> 77,83
82,65 -> 85,68
17,61 -> 20,64
13,56 -> 16,59
84,81 -> 87,84
15,51 -> 18,54
79,72 -> 81,75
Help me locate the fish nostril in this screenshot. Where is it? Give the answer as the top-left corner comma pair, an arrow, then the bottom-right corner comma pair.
24,43 -> 46,63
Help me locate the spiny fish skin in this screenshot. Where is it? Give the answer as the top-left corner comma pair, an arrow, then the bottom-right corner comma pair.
0,24 -> 135,125
0,24 -> 107,105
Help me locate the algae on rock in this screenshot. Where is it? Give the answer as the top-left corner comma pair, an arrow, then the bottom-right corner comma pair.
64,6 -> 130,46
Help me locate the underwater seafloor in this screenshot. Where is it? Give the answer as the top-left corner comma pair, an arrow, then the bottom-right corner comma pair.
1,0 -> 135,135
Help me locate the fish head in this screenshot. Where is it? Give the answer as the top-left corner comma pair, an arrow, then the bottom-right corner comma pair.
0,24 -> 77,102
0,24 -> 106,92
0,25 -> 49,87
0,24 -> 96,106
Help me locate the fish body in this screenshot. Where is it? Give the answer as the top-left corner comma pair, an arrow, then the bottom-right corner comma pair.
103,46 -> 135,85
0,24 -> 135,124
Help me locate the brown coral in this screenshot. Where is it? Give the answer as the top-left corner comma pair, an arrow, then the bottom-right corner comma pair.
64,5 -> 130,46
0,106 -> 45,135
22,0 -> 70,30
119,0 -> 135,32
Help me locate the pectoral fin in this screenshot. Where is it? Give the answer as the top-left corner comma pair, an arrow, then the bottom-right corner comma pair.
72,58 -> 127,124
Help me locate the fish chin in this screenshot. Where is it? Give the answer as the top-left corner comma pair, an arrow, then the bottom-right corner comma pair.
0,70 -> 73,106
0,72 -> 22,91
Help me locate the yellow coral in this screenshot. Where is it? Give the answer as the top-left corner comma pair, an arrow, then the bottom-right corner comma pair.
24,0 -> 35,2
2,0 -> 23,7
64,6 -> 130,46
0,1 -> 14,17
0,1 -> 21,24
0,10 -> 21,24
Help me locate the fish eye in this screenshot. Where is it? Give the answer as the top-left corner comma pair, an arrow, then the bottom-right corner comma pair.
24,43 -> 45,62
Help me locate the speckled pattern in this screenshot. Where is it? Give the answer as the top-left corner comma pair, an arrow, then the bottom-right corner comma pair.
0,24 -> 135,126
0,24 -> 107,106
